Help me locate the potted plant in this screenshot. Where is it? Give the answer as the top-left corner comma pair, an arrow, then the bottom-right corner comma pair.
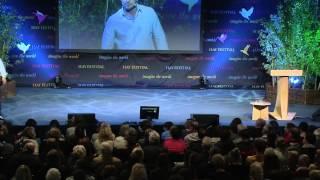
58,0 -> 109,49
0,0 -> 22,67
0,0 -> 21,97
258,0 -> 320,104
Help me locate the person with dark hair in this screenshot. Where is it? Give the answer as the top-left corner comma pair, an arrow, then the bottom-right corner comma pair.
25,118 -> 37,128
301,133 -> 316,160
49,120 -> 61,129
199,74 -> 208,89
53,74 -> 70,89
161,121 -> 173,141
163,126 -> 186,156
229,118 -> 242,141
246,139 -> 266,165
299,122 -> 309,141
211,127 -> 235,155
9,142 -> 42,179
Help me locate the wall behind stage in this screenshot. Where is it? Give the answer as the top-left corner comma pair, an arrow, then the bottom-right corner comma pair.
8,0 -> 278,89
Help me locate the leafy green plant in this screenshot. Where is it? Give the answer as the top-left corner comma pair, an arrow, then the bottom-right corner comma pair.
0,0 -> 22,66
258,0 -> 320,89
59,0 -> 109,49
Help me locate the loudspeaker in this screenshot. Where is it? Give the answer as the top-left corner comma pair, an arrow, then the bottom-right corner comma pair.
312,109 -> 320,121
191,114 -> 219,127
67,113 -> 97,127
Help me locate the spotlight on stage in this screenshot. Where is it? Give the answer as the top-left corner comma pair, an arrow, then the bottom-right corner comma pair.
289,76 -> 303,88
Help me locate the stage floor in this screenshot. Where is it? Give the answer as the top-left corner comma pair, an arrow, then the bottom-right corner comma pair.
2,88 -> 320,126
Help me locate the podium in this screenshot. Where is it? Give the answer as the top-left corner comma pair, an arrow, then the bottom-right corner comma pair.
269,70 -> 303,120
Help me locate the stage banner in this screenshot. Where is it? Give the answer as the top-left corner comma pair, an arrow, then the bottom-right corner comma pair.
8,0 -> 278,89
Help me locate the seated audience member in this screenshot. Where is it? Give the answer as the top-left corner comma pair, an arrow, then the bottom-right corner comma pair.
299,122 -> 309,141
113,135 -> 130,162
309,149 -> 320,170
301,133 -> 316,160
0,123 -> 14,172
253,119 -> 266,138
66,169 -> 95,180
41,149 -> 66,180
208,153 -> 232,179
67,145 -> 87,171
246,138 -> 266,165
288,127 -> 302,152
284,123 -> 296,144
93,123 -> 115,153
161,121 -> 173,141
12,164 -> 33,180
263,148 -> 281,179
143,130 -> 166,171
211,127 -> 235,155
309,170 -> 320,180
288,150 -> 299,173
234,125 -> 255,159
249,162 -> 263,180
9,142 -> 42,178
45,168 -> 61,180
128,163 -> 148,180
274,137 -> 288,169
93,141 -> 121,179
16,126 -> 39,155
295,154 -> 311,178
229,118 -> 242,141
126,127 -> 139,152
137,119 -> 154,146
184,120 -> 200,146
164,126 -> 186,155
314,128 -> 320,148
226,148 -> 248,180
119,145 -> 144,180
100,164 -> 118,180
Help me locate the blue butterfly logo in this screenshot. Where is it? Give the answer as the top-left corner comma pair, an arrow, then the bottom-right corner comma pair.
239,7 -> 254,20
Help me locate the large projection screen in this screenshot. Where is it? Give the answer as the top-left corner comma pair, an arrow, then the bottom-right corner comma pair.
58,0 -> 202,53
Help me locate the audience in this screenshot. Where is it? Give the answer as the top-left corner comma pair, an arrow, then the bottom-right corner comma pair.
0,117 -> 320,180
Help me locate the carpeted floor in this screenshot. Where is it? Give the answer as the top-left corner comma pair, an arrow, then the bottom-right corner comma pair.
2,87 -> 319,126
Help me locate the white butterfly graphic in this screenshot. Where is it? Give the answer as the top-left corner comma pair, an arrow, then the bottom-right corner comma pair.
240,44 -> 250,56
17,42 -> 31,54
180,0 -> 199,12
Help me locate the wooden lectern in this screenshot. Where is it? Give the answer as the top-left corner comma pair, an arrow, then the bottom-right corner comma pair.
269,70 -> 303,120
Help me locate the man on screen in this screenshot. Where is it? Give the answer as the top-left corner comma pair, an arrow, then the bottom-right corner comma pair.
101,0 -> 168,50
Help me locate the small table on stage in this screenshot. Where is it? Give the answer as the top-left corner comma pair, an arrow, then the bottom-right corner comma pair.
250,100 -> 271,120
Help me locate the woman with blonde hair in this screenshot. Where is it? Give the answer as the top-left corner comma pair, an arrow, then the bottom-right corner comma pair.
94,123 -> 115,153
